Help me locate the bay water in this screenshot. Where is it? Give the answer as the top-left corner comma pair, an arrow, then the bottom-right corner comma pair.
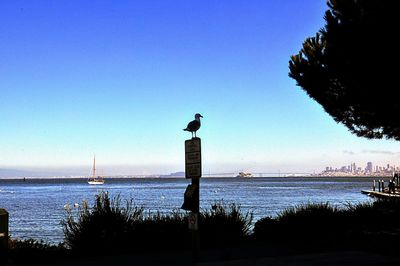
0,176 -> 376,244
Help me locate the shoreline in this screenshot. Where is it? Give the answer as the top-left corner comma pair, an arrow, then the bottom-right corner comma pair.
0,175 -> 391,181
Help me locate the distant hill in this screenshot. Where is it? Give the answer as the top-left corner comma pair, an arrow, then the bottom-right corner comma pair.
0,168 -> 38,178
160,171 -> 185,178
0,167 -> 85,178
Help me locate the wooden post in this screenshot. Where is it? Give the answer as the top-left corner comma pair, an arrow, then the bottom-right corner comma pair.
378,180 -> 381,192
184,137 -> 201,264
191,177 -> 200,263
0,208 -> 9,264
373,180 -> 376,191
382,180 -> 385,192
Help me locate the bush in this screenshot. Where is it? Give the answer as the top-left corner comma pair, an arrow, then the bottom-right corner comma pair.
344,200 -> 400,234
252,216 -> 277,240
254,203 -> 344,241
253,200 -> 400,250
62,191 -> 144,253
62,192 -> 253,254
8,238 -> 66,264
130,210 -> 189,251
200,203 -> 253,248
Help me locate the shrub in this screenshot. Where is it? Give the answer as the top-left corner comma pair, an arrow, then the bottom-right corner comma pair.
200,203 -> 253,248
9,238 -> 63,251
277,203 -> 342,238
344,200 -> 400,234
8,238 -> 66,264
62,191 -> 144,253
131,210 -> 189,251
254,203 -> 343,241
62,192 -> 252,254
254,200 -> 400,249
252,216 -> 277,240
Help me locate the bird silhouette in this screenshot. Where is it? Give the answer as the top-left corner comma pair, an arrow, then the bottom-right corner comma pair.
183,113 -> 203,138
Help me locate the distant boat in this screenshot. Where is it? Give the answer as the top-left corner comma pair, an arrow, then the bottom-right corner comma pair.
236,172 -> 252,178
87,156 -> 105,185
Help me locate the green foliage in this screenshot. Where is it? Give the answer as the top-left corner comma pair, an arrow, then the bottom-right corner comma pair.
252,216 -> 276,239
61,192 -> 253,253
200,203 -> 253,247
254,200 -> 400,246
9,238 -> 63,251
62,191 -> 144,252
128,210 -> 189,250
289,0 -> 399,140
344,200 -> 400,233
254,203 -> 343,240
8,238 -> 66,264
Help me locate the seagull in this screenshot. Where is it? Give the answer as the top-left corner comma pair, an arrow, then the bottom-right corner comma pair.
183,113 -> 203,138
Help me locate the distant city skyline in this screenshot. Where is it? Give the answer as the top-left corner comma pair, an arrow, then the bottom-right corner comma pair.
2,1 -> 400,175
321,161 -> 400,176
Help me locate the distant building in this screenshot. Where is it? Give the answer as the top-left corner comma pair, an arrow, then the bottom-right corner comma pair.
366,162 -> 373,173
351,163 -> 356,173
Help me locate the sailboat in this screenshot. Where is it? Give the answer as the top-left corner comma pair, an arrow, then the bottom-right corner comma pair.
87,156 -> 105,185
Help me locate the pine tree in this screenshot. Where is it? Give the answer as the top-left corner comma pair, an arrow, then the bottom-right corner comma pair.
289,0 -> 399,139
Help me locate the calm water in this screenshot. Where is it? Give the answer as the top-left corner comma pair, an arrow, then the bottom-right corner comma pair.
0,176 -> 376,244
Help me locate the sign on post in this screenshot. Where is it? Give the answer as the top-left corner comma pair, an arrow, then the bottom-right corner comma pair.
185,138 -> 201,178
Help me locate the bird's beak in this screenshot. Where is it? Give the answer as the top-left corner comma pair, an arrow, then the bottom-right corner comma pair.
200,115 -> 203,118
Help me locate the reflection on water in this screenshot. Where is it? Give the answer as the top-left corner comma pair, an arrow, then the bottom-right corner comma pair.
0,176 -> 376,243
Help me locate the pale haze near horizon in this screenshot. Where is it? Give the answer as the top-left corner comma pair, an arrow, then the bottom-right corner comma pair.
1,1 -> 400,176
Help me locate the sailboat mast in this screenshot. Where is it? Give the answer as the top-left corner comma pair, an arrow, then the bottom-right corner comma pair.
93,156 -> 96,178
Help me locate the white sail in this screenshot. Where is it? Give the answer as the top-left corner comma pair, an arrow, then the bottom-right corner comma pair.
87,156 -> 105,185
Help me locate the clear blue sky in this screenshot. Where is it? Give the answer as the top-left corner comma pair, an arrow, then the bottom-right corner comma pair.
1,0 -> 399,175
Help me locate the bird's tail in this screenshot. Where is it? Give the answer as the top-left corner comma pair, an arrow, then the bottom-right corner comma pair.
183,128 -> 188,131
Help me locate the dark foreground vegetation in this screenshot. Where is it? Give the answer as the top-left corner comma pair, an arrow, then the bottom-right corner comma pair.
61,192 -> 252,253
6,192 -> 400,265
